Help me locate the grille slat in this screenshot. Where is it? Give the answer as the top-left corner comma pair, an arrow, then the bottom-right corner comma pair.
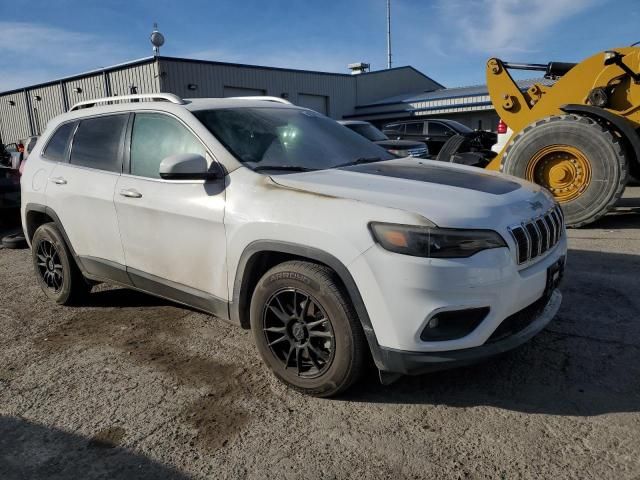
508,206 -> 564,265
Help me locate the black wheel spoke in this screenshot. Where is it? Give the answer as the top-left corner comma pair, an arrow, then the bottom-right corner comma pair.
309,330 -> 333,339
284,345 -> 295,369
306,346 -> 322,369
263,287 -> 335,378
308,343 -> 329,361
295,346 -> 303,376
268,335 -> 289,348
305,318 -> 327,329
268,305 -> 289,324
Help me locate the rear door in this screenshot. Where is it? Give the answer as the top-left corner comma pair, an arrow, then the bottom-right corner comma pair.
46,114 -> 128,277
113,112 -> 228,313
403,121 -> 426,143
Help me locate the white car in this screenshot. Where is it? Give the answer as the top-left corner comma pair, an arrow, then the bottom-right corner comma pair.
21,94 -> 566,396
492,119 -> 513,154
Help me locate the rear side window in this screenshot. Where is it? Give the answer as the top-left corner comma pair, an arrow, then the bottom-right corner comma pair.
405,122 -> 424,135
43,123 -> 75,162
70,115 -> 128,173
130,113 -> 206,179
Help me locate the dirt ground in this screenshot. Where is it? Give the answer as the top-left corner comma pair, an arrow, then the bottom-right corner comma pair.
1,188 -> 639,480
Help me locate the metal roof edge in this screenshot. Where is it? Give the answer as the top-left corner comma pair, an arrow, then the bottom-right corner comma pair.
0,56 -> 156,96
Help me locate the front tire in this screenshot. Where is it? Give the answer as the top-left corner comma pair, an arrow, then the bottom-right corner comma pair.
250,261 -> 366,397
31,222 -> 89,305
502,115 -> 628,227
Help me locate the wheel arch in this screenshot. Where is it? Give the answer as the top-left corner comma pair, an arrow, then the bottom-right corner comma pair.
560,104 -> 639,177
232,241 -> 385,368
24,203 -> 78,258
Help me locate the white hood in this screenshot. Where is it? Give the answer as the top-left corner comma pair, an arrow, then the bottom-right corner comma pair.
270,158 -> 555,229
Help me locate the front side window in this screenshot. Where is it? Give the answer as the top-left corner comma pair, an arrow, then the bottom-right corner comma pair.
428,122 -> 456,136
194,107 -> 393,172
70,115 -> 128,172
43,122 -> 75,162
130,113 -> 206,178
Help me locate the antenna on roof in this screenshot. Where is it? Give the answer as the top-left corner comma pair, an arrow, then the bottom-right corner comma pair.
150,23 -> 165,56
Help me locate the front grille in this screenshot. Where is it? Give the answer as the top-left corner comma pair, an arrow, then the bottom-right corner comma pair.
508,206 -> 564,265
407,147 -> 428,157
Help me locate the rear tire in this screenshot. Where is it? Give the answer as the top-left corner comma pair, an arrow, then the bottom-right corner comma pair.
502,115 -> 628,227
1,230 -> 27,249
249,261 -> 366,397
31,223 -> 89,305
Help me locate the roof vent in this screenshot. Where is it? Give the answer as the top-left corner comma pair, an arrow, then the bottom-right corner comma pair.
348,62 -> 370,75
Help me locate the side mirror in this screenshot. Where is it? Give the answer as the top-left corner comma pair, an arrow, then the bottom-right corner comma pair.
159,153 -> 223,180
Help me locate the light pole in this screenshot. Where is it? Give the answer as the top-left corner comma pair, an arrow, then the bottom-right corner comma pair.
387,0 -> 392,69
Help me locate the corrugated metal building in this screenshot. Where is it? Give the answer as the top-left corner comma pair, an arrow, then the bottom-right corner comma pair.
0,56 -> 442,144
0,54 -> 550,144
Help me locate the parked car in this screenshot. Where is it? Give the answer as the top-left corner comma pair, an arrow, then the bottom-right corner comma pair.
383,119 -> 497,155
1,136 -> 38,170
492,119 -> 513,154
339,120 -> 428,158
21,94 -> 566,397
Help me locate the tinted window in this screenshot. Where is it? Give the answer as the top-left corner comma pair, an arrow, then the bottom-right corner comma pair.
43,123 -> 75,162
443,120 -> 473,133
130,113 -> 206,178
383,123 -> 404,134
194,107 -> 393,171
405,122 -> 424,135
346,123 -> 388,142
428,122 -> 454,136
70,115 -> 127,172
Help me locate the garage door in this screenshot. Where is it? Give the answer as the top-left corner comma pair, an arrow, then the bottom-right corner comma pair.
297,94 -> 328,115
223,86 -> 266,97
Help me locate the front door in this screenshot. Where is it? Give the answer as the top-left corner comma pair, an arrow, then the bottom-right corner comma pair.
426,121 -> 455,154
114,112 -> 228,315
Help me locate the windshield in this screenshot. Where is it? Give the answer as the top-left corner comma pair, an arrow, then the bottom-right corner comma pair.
194,107 -> 394,171
346,123 -> 388,142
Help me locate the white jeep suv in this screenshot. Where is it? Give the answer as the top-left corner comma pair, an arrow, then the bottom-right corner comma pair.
21,94 -> 566,396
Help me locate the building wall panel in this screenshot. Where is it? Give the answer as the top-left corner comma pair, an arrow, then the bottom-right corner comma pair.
0,92 -> 31,143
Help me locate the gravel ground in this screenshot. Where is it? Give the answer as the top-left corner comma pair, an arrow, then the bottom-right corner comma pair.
1,188 -> 639,479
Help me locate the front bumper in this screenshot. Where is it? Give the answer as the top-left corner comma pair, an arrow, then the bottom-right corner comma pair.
376,290 -> 561,375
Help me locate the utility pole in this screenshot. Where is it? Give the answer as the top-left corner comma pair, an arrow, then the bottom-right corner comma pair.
386,0 -> 392,69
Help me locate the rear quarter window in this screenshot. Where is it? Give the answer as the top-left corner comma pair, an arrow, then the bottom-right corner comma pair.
43,123 -> 76,162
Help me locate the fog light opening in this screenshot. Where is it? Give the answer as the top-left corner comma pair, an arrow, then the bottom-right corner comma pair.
421,307 -> 490,341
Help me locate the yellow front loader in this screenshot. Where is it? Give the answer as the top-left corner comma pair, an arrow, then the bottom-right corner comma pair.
459,46 -> 640,227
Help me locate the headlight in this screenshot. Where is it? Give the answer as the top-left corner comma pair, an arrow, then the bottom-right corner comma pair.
369,222 -> 506,258
387,148 -> 405,157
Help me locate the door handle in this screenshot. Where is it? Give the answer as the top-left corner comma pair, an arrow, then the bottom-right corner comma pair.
50,176 -> 67,185
119,188 -> 142,199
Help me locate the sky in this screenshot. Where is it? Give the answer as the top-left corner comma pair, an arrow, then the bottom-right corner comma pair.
1,0 -> 639,92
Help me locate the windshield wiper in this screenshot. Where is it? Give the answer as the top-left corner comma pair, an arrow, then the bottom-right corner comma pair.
252,165 -> 316,172
332,156 -> 384,169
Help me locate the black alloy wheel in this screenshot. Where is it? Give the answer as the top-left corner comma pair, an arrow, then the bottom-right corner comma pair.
35,239 -> 64,292
262,288 -> 335,378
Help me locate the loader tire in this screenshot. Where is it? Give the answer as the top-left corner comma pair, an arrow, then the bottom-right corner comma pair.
436,135 -> 470,162
502,115 -> 628,228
